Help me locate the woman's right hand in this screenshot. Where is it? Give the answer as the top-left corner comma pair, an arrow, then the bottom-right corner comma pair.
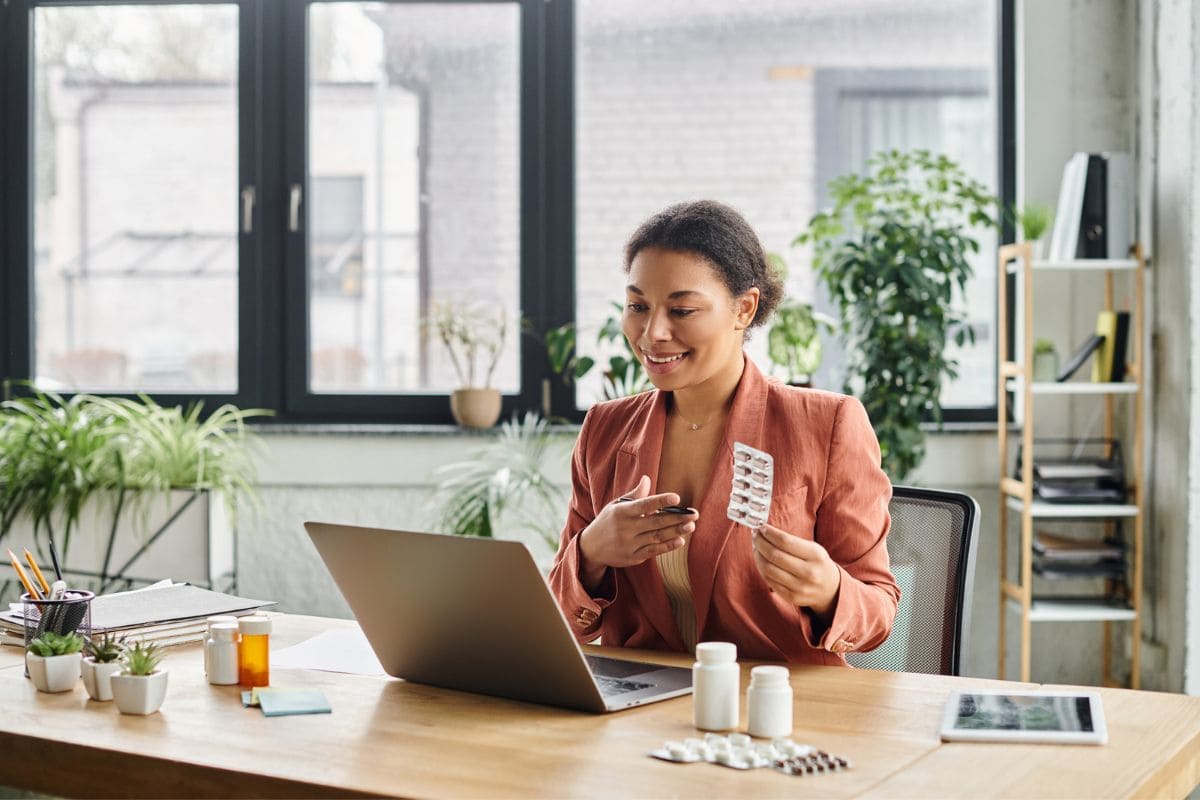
577,475 -> 698,591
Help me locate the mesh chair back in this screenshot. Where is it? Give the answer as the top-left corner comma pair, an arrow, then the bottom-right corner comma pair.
846,486 -> 979,676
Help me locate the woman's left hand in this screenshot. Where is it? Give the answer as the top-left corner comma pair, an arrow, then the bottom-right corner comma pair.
752,524 -> 842,617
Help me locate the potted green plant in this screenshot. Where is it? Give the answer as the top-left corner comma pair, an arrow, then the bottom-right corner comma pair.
1032,338 -> 1059,383
427,302 -> 508,428
0,388 -> 268,598
432,412 -> 567,567
796,149 -> 1000,481
26,630 -> 84,693
110,641 -> 167,715
81,632 -> 126,702
764,254 -> 835,387
1019,202 -> 1054,259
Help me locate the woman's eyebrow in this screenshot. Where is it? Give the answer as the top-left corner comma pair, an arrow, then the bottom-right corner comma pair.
624,286 -> 703,300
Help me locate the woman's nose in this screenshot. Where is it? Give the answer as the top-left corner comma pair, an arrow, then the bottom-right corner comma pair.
644,309 -> 672,342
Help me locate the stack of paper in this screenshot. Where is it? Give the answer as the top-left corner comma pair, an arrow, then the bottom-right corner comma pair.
0,582 -> 274,648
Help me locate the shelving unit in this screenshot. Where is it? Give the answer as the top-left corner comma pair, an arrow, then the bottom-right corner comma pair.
996,242 -> 1146,688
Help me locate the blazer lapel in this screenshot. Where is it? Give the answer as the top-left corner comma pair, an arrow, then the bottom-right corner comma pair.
689,356 -> 769,638
612,391 -> 687,651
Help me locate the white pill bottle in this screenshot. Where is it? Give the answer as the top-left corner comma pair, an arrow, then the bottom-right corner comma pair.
746,665 -> 793,738
693,641 -> 739,731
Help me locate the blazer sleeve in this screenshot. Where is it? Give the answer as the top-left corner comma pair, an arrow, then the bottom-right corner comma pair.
805,396 -> 900,653
547,409 -> 615,643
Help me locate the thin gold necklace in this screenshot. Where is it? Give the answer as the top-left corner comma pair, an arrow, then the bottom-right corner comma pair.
673,404 -> 724,432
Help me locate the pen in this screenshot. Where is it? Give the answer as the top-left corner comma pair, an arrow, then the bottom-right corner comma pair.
47,536 -> 63,582
23,548 -> 50,596
6,549 -> 42,600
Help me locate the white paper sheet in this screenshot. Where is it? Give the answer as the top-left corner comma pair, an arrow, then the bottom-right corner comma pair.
271,628 -> 386,676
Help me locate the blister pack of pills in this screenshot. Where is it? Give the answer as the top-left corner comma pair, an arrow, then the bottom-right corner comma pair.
727,442 -> 774,529
648,733 -> 850,777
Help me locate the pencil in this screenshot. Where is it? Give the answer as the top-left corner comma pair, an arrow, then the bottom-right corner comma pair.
23,548 -> 51,596
6,549 -> 41,600
47,537 -> 63,582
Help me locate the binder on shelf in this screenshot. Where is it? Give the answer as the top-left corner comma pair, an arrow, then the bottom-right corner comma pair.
1048,152 -> 1133,261
1109,311 -> 1131,383
1058,334 -> 1105,382
1092,311 -> 1117,382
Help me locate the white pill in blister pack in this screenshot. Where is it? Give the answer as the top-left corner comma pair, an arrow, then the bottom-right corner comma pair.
728,442 -> 774,529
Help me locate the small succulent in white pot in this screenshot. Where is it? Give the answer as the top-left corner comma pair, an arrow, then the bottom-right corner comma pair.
111,641 -> 168,715
26,631 -> 84,693
81,633 -> 125,702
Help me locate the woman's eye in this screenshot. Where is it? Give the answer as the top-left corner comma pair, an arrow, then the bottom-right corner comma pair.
625,302 -> 648,313
671,308 -> 697,317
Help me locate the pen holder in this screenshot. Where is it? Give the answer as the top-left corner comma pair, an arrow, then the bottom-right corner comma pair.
21,590 -> 93,658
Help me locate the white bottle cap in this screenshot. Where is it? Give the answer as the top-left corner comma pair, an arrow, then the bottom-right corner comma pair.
238,615 -> 272,635
206,615 -> 238,632
210,622 -> 239,640
695,641 -> 737,663
749,665 -> 790,687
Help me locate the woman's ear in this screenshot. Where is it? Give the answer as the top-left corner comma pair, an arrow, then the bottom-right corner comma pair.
733,287 -> 760,330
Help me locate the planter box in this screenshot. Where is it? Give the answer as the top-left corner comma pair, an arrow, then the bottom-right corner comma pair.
1,489 -> 234,598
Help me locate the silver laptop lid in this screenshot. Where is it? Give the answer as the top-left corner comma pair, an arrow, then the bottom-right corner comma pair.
305,522 -> 609,712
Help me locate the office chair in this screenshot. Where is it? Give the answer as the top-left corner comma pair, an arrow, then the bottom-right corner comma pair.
846,486 -> 979,676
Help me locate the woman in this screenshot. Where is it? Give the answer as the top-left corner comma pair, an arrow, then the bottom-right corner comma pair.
548,200 -> 899,665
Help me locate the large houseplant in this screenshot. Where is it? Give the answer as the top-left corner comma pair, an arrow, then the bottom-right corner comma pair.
544,303 -> 650,403
0,388 -> 268,595
432,412 -> 567,559
796,149 -> 999,481
765,254 -> 835,387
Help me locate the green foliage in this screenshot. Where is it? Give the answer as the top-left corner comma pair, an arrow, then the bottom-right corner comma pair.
122,641 -> 163,676
1034,338 -> 1056,355
544,303 -> 649,401
1019,202 -> 1054,242
426,301 -> 508,388
27,630 -> 84,657
84,632 -> 126,663
796,149 -> 1000,481
0,386 -> 270,558
433,412 -> 567,549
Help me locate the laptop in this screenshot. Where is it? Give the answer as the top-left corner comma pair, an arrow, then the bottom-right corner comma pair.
304,521 -> 693,713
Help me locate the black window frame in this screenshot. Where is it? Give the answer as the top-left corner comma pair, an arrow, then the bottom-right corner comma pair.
0,0 -> 1014,426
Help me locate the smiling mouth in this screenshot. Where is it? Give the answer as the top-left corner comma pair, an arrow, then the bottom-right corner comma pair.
643,351 -> 688,364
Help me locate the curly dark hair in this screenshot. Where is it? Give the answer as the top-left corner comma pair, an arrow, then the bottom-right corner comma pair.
622,200 -> 784,328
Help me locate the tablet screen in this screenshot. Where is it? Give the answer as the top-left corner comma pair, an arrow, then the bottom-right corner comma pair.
940,690 -> 1107,744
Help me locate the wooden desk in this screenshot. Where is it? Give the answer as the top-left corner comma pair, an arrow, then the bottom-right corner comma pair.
0,614 -> 1197,799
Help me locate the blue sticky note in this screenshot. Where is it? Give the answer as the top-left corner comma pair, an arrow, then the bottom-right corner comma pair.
257,689 -> 332,717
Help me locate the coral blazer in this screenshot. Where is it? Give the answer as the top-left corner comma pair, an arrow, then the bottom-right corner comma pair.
548,356 -> 899,665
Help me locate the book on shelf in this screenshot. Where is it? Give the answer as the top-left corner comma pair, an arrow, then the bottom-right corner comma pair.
1033,531 -> 1125,562
1088,310 -> 1131,383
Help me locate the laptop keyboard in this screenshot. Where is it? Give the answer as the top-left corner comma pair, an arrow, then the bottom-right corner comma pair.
595,675 -> 655,696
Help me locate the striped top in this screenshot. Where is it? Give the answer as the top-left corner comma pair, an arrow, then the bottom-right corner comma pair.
656,541 -> 697,653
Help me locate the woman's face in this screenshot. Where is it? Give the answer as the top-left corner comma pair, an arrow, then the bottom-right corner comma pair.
622,246 -> 758,393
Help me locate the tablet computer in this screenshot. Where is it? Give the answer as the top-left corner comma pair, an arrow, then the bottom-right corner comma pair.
940,690 -> 1108,745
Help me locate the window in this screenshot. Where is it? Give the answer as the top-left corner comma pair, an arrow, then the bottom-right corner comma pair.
574,0 -> 1002,413
0,0 -> 1011,423
31,3 -> 240,394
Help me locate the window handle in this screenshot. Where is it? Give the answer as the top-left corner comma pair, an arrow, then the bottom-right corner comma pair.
289,183 -> 303,232
240,185 -> 256,234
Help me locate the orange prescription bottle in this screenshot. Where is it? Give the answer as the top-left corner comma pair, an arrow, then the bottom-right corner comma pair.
238,615 -> 272,688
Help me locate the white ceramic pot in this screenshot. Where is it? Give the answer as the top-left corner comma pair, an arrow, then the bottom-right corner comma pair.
111,671 -> 169,715
26,652 -> 81,693
81,659 -> 123,702
450,388 -> 502,429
